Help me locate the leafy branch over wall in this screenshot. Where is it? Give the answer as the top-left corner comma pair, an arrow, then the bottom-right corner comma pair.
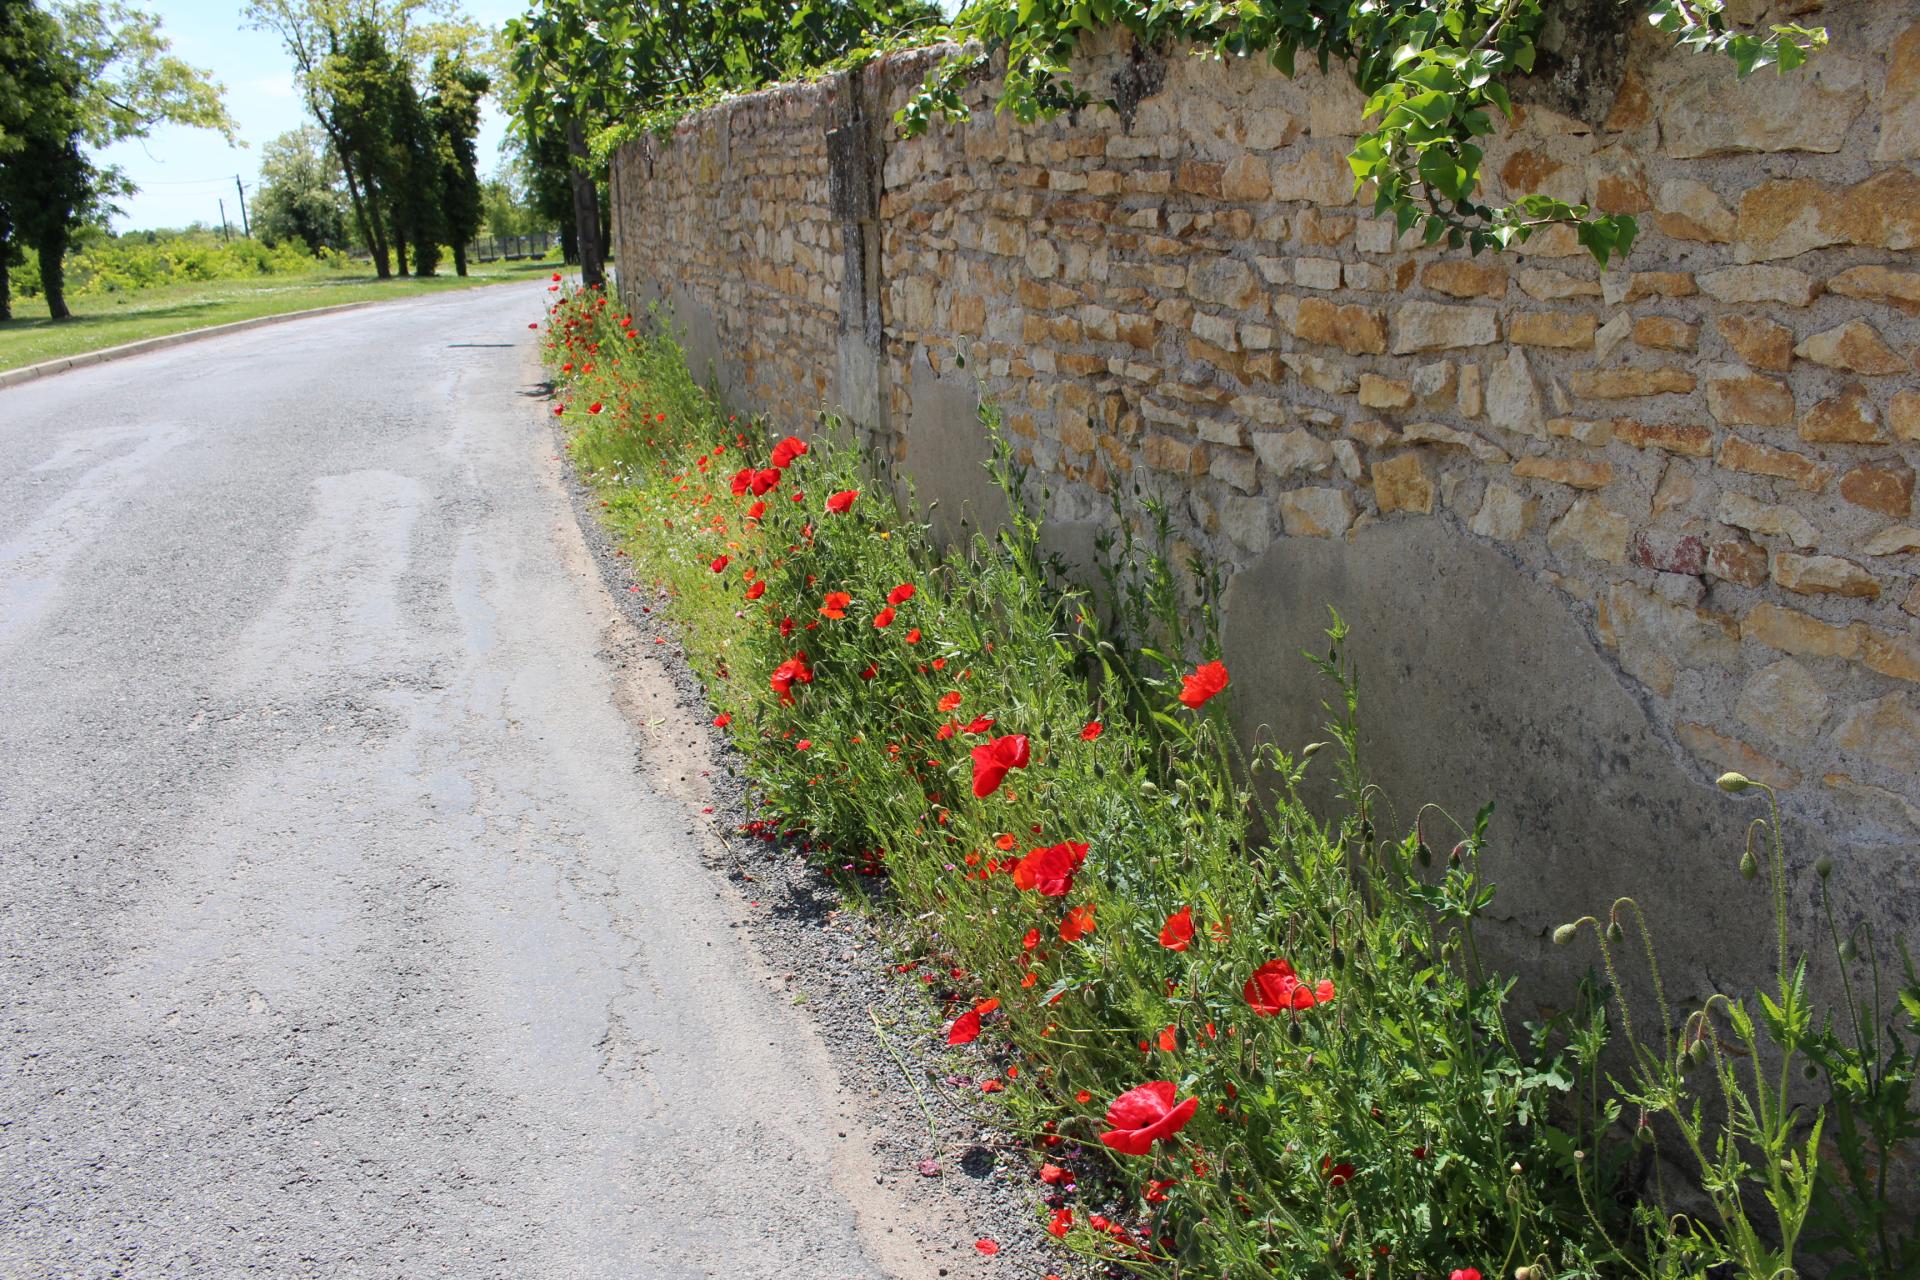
899,0 -> 1828,266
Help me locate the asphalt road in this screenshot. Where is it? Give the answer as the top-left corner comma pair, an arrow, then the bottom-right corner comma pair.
0,286 -> 945,1279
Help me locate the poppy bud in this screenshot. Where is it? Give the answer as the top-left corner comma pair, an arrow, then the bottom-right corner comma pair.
1716,771 -> 1754,794
1288,1021 -> 1304,1043
1359,820 -> 1373,844
1803,1062 -> 1820,1082
1552,924 -> 1579,947
1416,841 -> 1433,868
1739,850 -> 1759,880
1815,856 -> 1833,879
1330,946 -> 1344,968
1450,840 -> 1469,865
1605,920 -> 1624,945
1688,1037 -> 1708,1066
1839,936 -> 1858,962
1300,741 -> 1327,760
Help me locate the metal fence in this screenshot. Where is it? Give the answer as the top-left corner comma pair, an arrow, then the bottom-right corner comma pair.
467,231 -> 561,263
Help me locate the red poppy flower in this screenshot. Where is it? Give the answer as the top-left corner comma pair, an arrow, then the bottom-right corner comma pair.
1157,1024 -> 1178,1052
778,617 -> 795,638
746,500 -> 767,522
795,739 -> 811,751
1243,957 -> 1336,1014
819,591 -> 851,620
1081,720 -> 1103,740
587,401 -> 602,415
1022,928 -> 1041,952
825,489 -> 859,514
1059,903 -> 1096,942
1038,1163 -> 1070,1185
1098,1082 -> 1199,1156
1159,906 -> 1194,951
1450,1271 -> 1483,1280
713,713 -> 732,727
750,468 -> 781,496
710,555 -> 729,573
770,435 -> 808,468
974,1238 -> 999,1256
938,691 -> 962,712
935,722 -> 956,741
871,607 -> 895,628
904,628 -> 921,644
729,468 -> 754,496
1145,1177 -> 1177,1203
1011,842 -> 1087,897
1047,1208 -> 1072,1238
744,580 -> 766,600
1321,1157 -> 1356,1187
886,583 -> 916,605
770,654 -> 814,705
859,664 -> 876,681
962,716 -> 996,735
1179,660 -> 1229,708
552,403 -> 565,416
970,734 -> 1030,798
946,1009 -> 983,1045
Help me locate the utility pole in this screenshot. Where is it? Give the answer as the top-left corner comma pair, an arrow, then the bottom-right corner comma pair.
234,175 -> 251,238
218,198 -> 230,242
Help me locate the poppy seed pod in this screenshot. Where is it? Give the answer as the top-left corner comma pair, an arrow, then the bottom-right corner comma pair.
1300,741 -> 1327,760
1816,856 -> 1833,879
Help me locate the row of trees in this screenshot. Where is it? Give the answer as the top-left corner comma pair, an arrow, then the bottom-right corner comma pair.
0,0 -> 233,320
501,0 -> 943,288
247,0 -> 489,279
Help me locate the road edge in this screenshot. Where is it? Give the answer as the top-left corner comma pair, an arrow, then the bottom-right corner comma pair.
0,279 -> 534,391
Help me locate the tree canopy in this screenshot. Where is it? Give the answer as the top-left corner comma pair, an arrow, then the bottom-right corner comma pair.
0,0 -> 235,319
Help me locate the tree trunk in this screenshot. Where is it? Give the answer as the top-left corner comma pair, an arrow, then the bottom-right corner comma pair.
565,116 -> 604,289
453,242 -> 468,277
391,216 -> 410,277
0,239 -> 11,322
38,222 -> 71,320
560,222 -> 578,264
335,145 -> 390,279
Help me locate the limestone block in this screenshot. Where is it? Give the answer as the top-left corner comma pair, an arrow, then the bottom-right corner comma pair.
1717,434 -> 1832,491
1633,316 -> 1697,352
1572,366 -> 1696,399
1716,316 -> 1794,372
1277,487 -> 1356,539
1698,265 -> 1818,307
1469,483 -> 1537,541
1511,312 -> 1597,349
1656,51 -> 1865,158
1615,420 -> 1713,457
1742,603 -> 1863,659
1794,322 -> 1907,376
1772,552 -> 1881,599
1391,301 -> 1499,354
1548,496 -> 1630,563
1358,374 -> 1414,410
1716,491 -> 1818,548
1512,456 -> 1614,489
1706,375 -> 1796,427
1294,297 -> 1387,355
1735,659 -> 1830,745
1372,452 -> 1435,515
1800,386 -> 1885,445
1654,178 -> 1735,242
1484,348 -> 1542,437
1841,462 -> 1915,517
1877,20 -> 1920,162
1863,527 -> 1920,556
1251,428 -> 1334,476
1826,266 -> 1920,315
1421,260 -> 1509,299
1834,693 -> 1920,775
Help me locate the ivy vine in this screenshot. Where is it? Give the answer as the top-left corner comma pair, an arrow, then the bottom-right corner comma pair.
899,0 -> 1827,265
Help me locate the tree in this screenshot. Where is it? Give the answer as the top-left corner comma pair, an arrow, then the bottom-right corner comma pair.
245,0 -> 482,279
0,0 -> 233,320
251,125 -> 352,253
426,52 -> 487,275
502,0 -> 941,289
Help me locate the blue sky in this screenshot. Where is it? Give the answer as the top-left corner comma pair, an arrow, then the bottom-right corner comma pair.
100,0 -> 525,233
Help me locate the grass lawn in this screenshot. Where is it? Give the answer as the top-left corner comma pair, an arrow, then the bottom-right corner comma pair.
0,259 -> 557,372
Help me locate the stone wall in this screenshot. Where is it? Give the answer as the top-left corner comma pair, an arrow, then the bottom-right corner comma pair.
610,4 -> 1920,1003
